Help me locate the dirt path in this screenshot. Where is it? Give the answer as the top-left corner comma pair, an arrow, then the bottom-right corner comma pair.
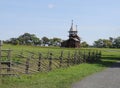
72,62 -> 120,88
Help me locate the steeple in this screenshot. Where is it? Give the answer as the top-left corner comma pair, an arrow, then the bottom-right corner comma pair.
76,25 -> 78,32
70,20 -> 73,31
69,20 -> 78,36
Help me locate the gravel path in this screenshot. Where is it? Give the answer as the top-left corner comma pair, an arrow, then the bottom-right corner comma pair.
72,62 -> 120,88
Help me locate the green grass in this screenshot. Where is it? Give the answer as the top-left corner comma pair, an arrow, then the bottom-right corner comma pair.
102,48 -> 120,60
0,61 -> 113,88
2,44 -> 83,58
0,44 -> 120,88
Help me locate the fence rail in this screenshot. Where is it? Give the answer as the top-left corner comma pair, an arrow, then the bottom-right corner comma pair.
0,49 -> 101,76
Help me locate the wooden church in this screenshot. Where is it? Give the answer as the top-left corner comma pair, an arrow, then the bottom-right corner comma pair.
61,20 -> 81,48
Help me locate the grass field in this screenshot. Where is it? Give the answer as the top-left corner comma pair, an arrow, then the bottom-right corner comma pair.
0,44 -> 120,88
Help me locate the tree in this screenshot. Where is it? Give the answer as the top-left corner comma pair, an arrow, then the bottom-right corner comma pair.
7,33 -> 41,45
81,41 -> 89,47
48,38 -> 62,46
102,39 -> 112,48
113,36 -> 120,48
109,37 -> 114,48
93,39 -> 112,48
49,39 -> 54,46
52,38 -> 62,46
10,38 -> 19,45
17,33 -> 41,45
93,39 -> 104,48
32,37 -> 41,45
41,36 -> 49,46
109,37 -> 114,43
94,38 -> 116,48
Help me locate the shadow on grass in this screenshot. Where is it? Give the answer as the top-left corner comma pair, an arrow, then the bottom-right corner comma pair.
95,60 -> 116,67
90,56 -> 120,68
102,52 -> 120,60
98,60 -> 120,68
86,54 -> 120,68
102,56 -> 120,61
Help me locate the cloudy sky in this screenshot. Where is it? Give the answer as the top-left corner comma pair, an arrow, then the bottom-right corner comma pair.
0,0 -> 120,45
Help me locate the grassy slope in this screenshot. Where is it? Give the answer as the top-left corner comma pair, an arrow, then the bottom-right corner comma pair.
0,44 -> 120,88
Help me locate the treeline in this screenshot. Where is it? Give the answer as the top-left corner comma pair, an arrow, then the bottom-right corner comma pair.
4,32 -> 120,48
4,33 -> 89,47
93,37 -> 120,48
4,33 -> 62,46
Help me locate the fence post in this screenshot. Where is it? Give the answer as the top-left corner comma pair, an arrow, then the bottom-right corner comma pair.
95,50 -> 98,61
83,51 -> 86,63
59,51 -> 63,68
67,51 -> 70,67
0,41 -> 3,74
87,51 -> 91,62
99,51 -> 102,59
0,47 -> 1,73
38,53 -> 42,71
77,51 -> 80,64
92,51 -> 95,62
25,57 -> 30,74
7,49 -> 12,72
74,51 -> 77,64
0,48 -> 2,73
78,50 -> 82,63
48,53 -> 52,71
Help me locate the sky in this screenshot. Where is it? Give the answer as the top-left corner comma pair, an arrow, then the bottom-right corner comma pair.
0,0 -> 120,45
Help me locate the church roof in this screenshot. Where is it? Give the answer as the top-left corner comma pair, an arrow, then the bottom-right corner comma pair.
72,38 -> 79,41
69,20 -> 77,32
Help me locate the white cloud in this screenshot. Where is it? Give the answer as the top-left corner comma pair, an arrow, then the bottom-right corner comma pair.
48,4 -> 55,9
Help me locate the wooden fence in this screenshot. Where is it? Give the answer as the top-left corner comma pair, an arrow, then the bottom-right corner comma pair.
0,49 -> 101,76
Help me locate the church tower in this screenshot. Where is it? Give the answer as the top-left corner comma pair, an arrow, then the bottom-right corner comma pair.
69,20 -> 78,37
69,20 -> 79,39
61,20 -> 80,48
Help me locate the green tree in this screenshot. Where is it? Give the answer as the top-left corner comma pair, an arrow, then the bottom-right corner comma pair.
9,33 -> 41,45
42,36 -> 49,46
21,33 -> 40,45
113,36 -> 120,48
32,37 -> 41,45
52,38 -> 62,46
81,41 -> 89,48
48,38 -> 62,46
49,39 -> 54,46
109,37 -> 114,43
94,38 -> 113,48
93,39 -> 103,48
18,33 -> 32,45
10,38 -> 19,45
102,39 -> 112,48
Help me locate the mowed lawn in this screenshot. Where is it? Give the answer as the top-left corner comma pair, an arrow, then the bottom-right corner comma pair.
0,44 -> 120,88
